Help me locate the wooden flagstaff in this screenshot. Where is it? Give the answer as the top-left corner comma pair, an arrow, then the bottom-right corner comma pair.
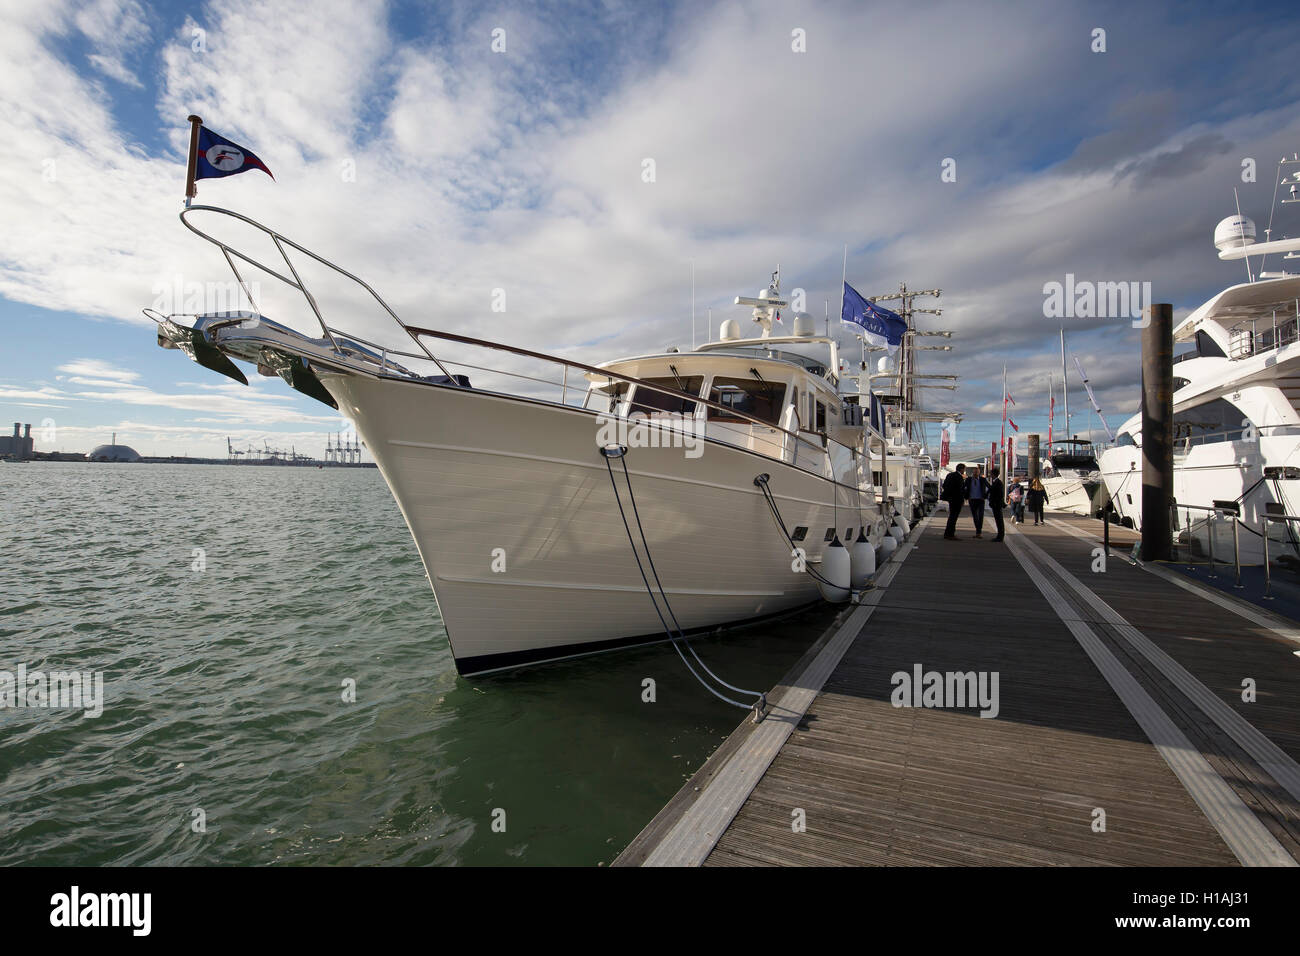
184,114 -> 202,204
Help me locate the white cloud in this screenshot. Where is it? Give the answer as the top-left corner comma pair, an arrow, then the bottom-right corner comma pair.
57,358 -> 141,383
2,0 -> 1299,459
76,0 -> 151,87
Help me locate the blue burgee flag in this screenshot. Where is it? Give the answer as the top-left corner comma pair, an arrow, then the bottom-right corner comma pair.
194,125 -> 274,182
841,281 -> 906,347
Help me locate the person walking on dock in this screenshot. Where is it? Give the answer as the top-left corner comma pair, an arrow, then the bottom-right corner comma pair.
1027,477 -> 1049,525
1007,476 -> 1025,524
988,467 -> 1006,542
964,465 -> 990,538
941,464 -> 966,539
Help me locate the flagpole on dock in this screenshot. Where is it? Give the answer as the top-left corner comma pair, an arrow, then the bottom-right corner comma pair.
1001,365 -> 1007,486
1060,327 -> 1070,439
184,114 -> 202,206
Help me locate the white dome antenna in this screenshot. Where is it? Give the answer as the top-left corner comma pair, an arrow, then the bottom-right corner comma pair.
1214,215 -> 1256,253
734,266 -> 789,338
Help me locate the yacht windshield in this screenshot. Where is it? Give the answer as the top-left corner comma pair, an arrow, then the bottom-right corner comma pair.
707,376 -> 787,424
630,376 -> 703,415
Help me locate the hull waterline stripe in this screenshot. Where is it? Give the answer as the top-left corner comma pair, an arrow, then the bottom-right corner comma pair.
1006,527 -> 1295,867
455,600 -> 822,676
435,573 -> 784,597
641,512 -> 935,867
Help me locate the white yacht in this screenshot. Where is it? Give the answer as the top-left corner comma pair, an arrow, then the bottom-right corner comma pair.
151,205 -> 891,674
1042,439 -> 1108,516
1099,162 -> 1300,562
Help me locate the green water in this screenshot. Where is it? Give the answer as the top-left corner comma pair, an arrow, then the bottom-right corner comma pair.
0,463 -> 833,865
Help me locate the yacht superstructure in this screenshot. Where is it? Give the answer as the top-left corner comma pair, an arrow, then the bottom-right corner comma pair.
1042,438 -> 1108,516
1099,155 -> 1300,562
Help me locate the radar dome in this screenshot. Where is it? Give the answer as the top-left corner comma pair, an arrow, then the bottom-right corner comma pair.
792,312 -> 816,336
719,318 -> 741,341
1214,215 -> 1256,252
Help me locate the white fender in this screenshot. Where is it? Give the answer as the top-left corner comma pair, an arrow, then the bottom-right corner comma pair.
877,533 -> 898,562
816,537 -> 852,603
849,528 -> 876,587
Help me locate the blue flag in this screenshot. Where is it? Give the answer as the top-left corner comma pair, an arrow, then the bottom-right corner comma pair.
195,125 -> 274,182
841,281 -> 906,346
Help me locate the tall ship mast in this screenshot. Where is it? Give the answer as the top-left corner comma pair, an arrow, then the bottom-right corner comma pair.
857,283 -> 960,516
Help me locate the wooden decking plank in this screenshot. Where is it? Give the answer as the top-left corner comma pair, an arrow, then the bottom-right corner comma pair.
619,510 -> 1300,867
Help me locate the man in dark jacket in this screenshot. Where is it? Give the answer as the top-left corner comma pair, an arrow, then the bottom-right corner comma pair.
988,467 -> 1006,542
941,464 -> 966,539
964,465 -> 991,538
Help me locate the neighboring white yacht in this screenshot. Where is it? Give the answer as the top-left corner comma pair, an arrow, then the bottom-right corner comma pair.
1099,162 -> 1300,563
151,205 -> 890,674
1042,439 -> 1108,516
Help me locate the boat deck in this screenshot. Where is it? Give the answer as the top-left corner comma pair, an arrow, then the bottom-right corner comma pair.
614,510 -> 1300,866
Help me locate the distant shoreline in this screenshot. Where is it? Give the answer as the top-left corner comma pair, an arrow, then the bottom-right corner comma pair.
8,455 -> 376,468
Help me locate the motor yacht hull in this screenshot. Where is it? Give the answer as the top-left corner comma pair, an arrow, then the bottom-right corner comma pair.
326,373 -> 878,673
1041,474 -> 1107,516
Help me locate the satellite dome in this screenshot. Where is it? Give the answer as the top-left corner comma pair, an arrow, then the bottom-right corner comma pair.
1214,215 -> 1256,252
89,444 -> 141,462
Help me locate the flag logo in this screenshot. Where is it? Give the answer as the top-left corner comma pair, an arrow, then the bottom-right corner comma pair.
841,281 -> 906,347
205,144 -> 245,171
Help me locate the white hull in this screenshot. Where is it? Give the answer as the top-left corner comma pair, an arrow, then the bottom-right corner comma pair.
1099,440 -> 1300,564
1041,474 -> 1106,516
328,373 -> 880,673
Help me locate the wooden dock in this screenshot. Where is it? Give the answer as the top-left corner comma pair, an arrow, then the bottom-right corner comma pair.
614,510 -> 1300,867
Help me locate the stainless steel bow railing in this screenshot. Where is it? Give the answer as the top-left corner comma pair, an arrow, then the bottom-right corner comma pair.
173,204 -> 883,497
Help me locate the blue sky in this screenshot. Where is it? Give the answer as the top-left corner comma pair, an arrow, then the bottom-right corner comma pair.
3,0 -> 1300,458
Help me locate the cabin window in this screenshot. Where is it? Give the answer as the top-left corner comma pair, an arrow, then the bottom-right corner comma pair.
1116,431 -> 1136,446
1196,329 -> 1226,359
1173,397 -> 1251,444
824,528 -> 835,542
815,401 -> 826,432
585,381 -> 628,412
707,376 -> 787,424
791,526 -> 808,542
630,376 -> 703,416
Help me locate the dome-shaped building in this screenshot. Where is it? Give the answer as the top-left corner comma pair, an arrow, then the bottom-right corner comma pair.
89,443 -> 141,462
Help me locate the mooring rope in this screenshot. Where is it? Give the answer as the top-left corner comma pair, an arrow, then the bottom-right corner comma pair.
752,473 -> 853,590
601,448 -> 766,716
